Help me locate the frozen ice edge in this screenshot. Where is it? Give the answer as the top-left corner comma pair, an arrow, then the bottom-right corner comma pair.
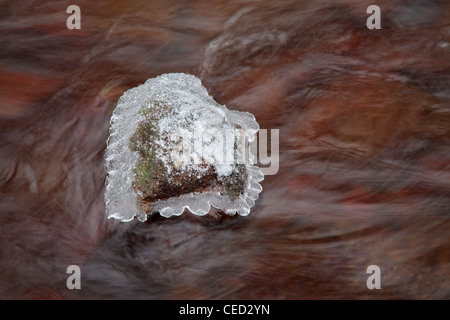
104,73 -> 264,222
153,164 -> 264,218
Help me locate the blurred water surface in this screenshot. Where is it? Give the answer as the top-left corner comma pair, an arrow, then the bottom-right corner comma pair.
0,0 -> 449,299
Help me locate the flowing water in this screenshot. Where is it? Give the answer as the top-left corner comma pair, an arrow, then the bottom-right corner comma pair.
0,0 -> 449,299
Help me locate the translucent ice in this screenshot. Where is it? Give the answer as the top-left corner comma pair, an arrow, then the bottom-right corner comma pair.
104,73 -> 264,222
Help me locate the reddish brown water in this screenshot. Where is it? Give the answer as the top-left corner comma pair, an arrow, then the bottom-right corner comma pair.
0,0 -> 449,299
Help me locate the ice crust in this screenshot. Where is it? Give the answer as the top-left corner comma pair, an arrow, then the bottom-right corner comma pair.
104,73 -> 264,222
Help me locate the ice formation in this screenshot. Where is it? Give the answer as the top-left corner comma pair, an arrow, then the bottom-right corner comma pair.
104,73 -> 264,222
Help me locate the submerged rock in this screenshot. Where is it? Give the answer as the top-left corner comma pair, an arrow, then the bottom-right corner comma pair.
105,73 -> 264,222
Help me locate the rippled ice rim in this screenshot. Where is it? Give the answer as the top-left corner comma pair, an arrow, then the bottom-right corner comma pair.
154,165 -> 263,218
104,80 -> 146,222
104,73 -> 264,222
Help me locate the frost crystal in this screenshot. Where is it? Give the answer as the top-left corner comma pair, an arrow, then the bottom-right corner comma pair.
104,73 -> 264,222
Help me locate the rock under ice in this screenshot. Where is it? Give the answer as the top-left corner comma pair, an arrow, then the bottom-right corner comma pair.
104,73 -> 264,222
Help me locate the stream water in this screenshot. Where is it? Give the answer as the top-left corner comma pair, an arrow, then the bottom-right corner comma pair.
0,0 -> 449,299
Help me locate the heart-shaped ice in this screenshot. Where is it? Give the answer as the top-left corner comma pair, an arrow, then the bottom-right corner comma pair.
105,73 -> 264,222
